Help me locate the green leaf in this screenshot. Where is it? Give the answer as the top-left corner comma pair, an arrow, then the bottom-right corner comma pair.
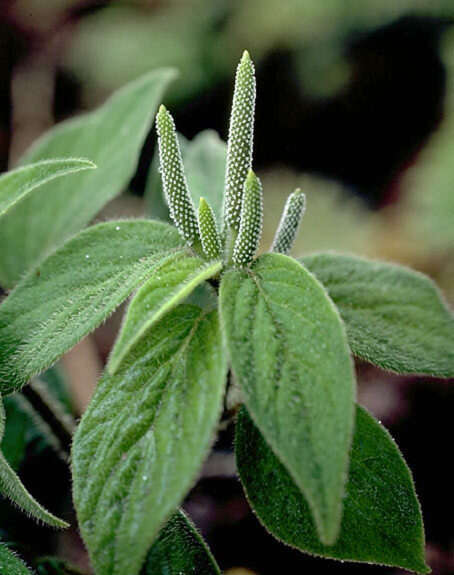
141,510 -> 221,575
145,130 -> 226,225
302,253 -> 454,377
0,159 -> 95,219
0,220 -> 184,395
0,400 -> 68,528
1,395 -> 28,471
0,544 -> 34,575
219,253 -> 355,544
0,449 -> 68,528
72,305 -> 227,575
0,69 -> 176,288
108,253 -> 222,374
236,405 -> 429,574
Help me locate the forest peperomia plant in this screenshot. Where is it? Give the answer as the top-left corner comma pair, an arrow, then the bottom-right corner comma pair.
0,51 -> 453,574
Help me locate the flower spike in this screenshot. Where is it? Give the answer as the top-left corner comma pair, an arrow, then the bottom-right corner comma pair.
198,197 -> 221,259
224,51 -> 256,233
233,170 -> 263,267
271,189 -> 306,254
156,105 -> 200,246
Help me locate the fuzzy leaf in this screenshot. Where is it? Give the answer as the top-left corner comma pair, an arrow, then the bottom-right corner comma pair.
141,510 -> 221,575
0,449 -> 68,528
0,69 -> 176,288
0,159 -> 95,219
303,253 -> 454,376
236,405 -> 429,574
0,544 -> 33,575
108,253 -> 222,373
219,253 -> 355,544
72,305 -> 227,575
0,220 -> 184,395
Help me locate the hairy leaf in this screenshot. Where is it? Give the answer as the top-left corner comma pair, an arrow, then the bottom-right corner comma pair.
0,544 -> 33,575
0,450 -> 68,528
141,510 -> 221,575
73,305 -> 226,575
236,406 -> 429,574
0,69 -> 176,288
108,254 -> 222,373
303,253 -> 454,376
0,159 -> 95,219
219,253 -> 355,544
0,220 -> 184,395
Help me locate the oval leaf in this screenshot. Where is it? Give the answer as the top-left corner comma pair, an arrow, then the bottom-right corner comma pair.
236,405 -> 429,574
219,253 -> 355,545
0,544 -> 33,575
0,69 -> 176,288
303,253 -> 454,377
72,305 -> 227,575
141,510 -> 221,575
108,253 -> 222,373
0,158 -> 95,219
0,220 -> 184,394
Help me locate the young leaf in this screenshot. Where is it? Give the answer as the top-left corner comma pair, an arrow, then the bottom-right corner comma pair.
271,189 -> 306,254
224,51 -> 256,233
108,253 -> 222,373
156,105 -> 200,246
236,405 -> 429,574
0,220 -> 184,395
141,510 -> 221,575
219,253 -> 355,545
0,544 -> 34,575
1,402 -> 67,528
0,450 -> 68,528
0,69 -> 176,288
198,198 -> 221,260
302,253 -> 454,377
0,159 -> 95,219
232,170 -> 263,267
72,305 -> 227,575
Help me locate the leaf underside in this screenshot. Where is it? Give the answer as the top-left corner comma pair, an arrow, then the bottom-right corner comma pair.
0,68 -> 176,288
219,253 -> 355,544
303,253 -> 454,377
236,405 -> 429,574
108,253 -> 222,374
0,158 -> 95,219
72,305 -> 227,575
141,509 -> 221,575
0,543 -> 33,575
0,399 -> 67,528
0,220 -> 184,395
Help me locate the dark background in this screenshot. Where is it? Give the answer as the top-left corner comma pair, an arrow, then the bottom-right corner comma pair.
0,1 -> 453,574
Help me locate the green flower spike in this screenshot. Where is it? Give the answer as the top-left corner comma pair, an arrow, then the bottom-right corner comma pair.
233,170 -> 263,267
156,105 -> 200,246
271,188 -> 306,254
224,50 -> 256,234
198,197 -> 221,259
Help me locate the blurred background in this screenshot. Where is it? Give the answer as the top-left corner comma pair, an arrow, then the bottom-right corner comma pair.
0,1 -> 453,573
